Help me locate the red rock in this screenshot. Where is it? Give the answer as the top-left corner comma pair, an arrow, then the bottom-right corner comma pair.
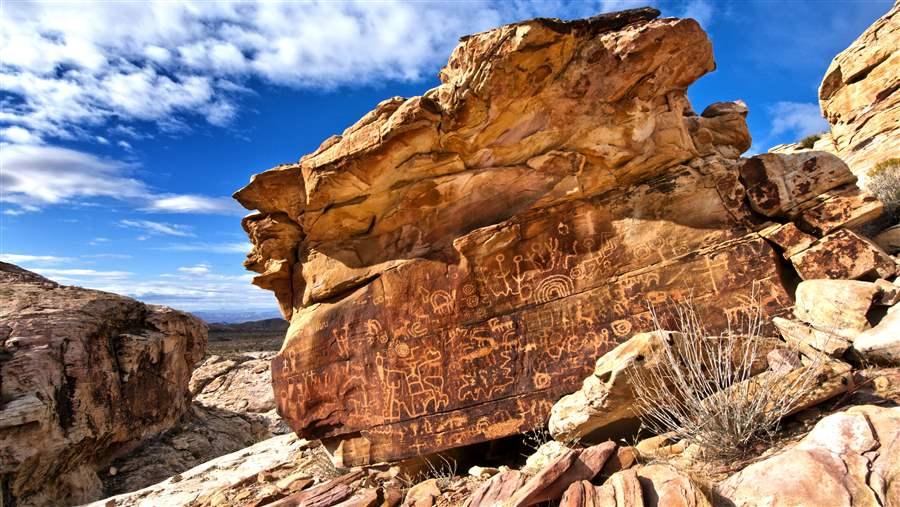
234,7 -> 879,465
739,151 -> 856,217
717,406 -> 900,506
466,470 -> 527,507
791,228 -> 897,280
509,443 -> 617,506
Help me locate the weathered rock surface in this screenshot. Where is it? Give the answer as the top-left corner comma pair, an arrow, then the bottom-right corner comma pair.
854,307 -> 900,364
549,331 -> 673,442
716,405 -> 900,506
234,7 -> 889,465
819,2 -> 899,185
0,262 -> 207,506
87,433 -> 310,507
102,352 -> 289,496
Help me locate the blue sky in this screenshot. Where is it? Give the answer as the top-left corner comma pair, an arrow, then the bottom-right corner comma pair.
0,0 -> 892,317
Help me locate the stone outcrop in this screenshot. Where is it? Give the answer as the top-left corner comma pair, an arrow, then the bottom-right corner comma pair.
102,352 -> 289,496
819,2 -> 899,185
772,3 -> 899,187
234,7 -> 894,465
0,262 -> 207,506
717,405 -> 900,506
88,433 -> 311,507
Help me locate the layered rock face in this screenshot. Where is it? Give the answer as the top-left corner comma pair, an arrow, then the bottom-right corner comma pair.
818,2 -> 899,184
235,8 -> 893,465
0,262 -> 207,506
102,352 -> 288,496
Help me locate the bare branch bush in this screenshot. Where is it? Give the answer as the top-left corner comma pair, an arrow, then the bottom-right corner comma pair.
398,454 -> 458,490
868,158 -> 900,221
627,295 -> 824,460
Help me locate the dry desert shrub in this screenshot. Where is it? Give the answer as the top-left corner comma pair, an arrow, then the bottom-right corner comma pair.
627,298 -> 823,460
868,158 -> 900,221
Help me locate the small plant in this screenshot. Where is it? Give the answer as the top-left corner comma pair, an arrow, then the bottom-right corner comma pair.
521,426 -> 554,454
798,133 -> 822,149
397,454 -> 458,490
868,158 -> 900,221
627,296 -> 822,461
422,454 -> 458,489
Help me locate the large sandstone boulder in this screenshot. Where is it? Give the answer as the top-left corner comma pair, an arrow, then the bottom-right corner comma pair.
234,8 -> 888,465
819,2 -> 899,185
716,405 -> 900,506
0,262 -> 207,506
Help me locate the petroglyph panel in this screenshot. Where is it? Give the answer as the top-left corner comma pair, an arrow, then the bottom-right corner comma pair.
241,9 -> 881,466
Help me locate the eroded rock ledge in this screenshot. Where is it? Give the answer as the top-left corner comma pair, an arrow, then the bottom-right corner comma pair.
0,262 -> 207,506
234,8 -> 894,465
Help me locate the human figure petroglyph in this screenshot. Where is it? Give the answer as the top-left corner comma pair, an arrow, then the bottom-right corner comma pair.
332,323 -> 351,357
699,256 -> 730,294
380,346 -> 449,422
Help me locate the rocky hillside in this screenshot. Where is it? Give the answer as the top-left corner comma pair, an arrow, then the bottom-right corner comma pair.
99,352 -> 289,497
0,262 -> 207,506
234,5 -> 896,468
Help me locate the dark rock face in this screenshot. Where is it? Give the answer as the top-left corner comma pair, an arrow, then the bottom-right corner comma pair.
0,262 -> 207,506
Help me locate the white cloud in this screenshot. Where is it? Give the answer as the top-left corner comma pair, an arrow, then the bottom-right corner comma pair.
144,195 -> 243,215
178,263 -> 211,275
768,101 -> 830,139
117,140 -> 132,150
7,254 -> 273,311
160,242 -> 251,254
0,1 -> 658,142
679,0 -> 714,27
119,219 -> 195,237
1,125 -> 42,144
0,144 -> 146,207
0,143 -> 237,214
88,237 -> 110,245
0,253 -> 73,264
36,268 -> 133,279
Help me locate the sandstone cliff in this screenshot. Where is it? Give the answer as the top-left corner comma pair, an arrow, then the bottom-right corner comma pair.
234,7 -> 895,466
819,2 -> 898,185
776,3 -> 898,186
0,262 -> 207,506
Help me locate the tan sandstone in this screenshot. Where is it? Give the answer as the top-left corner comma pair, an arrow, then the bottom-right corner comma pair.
0,262 -> 207,506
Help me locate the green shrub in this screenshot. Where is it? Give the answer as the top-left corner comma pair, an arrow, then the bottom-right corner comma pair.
798,133 -> 822,149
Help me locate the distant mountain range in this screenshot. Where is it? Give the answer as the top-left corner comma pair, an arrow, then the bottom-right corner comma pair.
206,318 -> 288,333
192,310 -> 283,324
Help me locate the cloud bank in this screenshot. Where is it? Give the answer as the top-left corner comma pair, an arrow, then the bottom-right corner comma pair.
0,143 -> 242,214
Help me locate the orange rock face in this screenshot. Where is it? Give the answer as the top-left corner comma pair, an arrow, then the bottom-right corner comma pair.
234,8 -> 891,465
